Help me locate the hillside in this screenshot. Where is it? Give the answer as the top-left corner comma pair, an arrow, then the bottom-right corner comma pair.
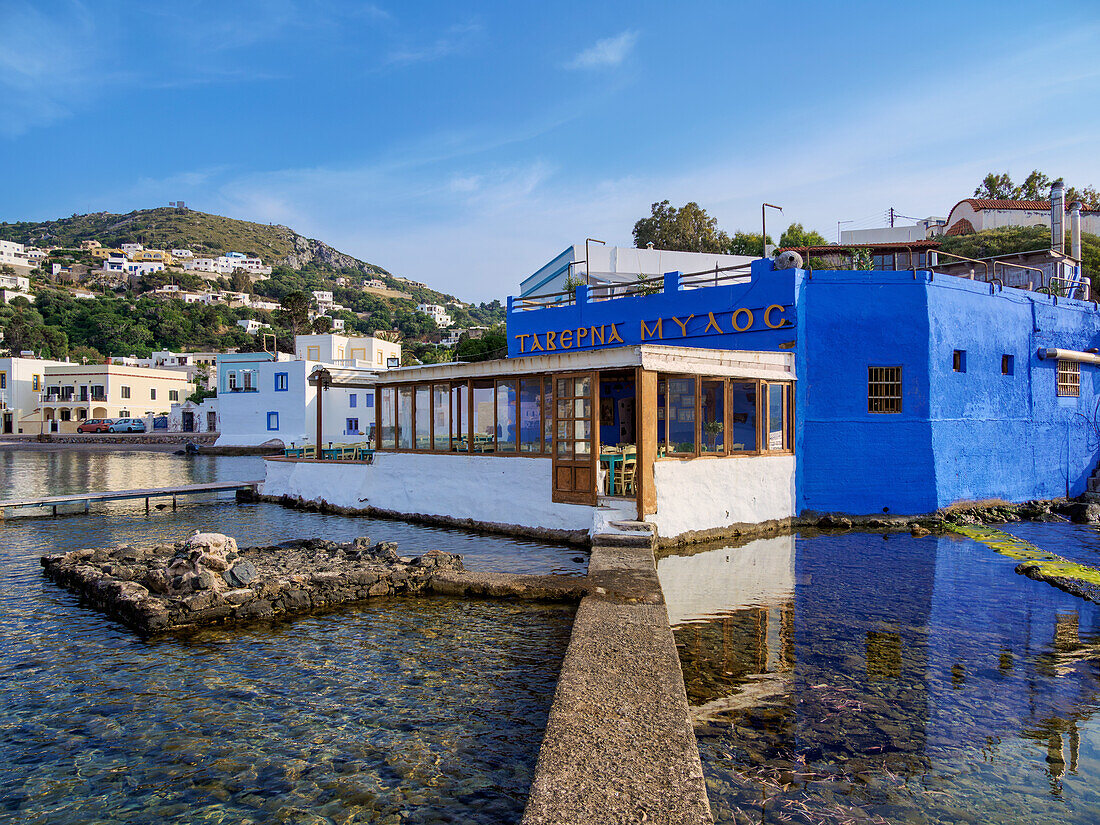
0,207 -> 387,274
0,207 -> 506,363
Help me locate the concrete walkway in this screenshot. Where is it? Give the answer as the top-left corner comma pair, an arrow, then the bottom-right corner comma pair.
523,541 -> 713,825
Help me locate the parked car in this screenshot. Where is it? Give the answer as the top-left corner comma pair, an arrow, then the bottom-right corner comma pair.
108,418 -> 146,433
76,419 -> 111,433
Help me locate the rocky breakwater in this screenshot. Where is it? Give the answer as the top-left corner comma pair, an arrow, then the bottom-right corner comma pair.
40,532 -> 467,635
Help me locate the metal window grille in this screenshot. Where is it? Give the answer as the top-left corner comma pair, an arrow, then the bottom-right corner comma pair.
1057,360 -> 1080,397
868,366 -> 902,413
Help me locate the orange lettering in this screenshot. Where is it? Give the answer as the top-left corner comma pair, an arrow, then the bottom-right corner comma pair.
515,334 -> 530,353
547,331 -> 557,350
591,326 -> 605,345
732,308 -> 754,332
608,323 -> 624,343
764,305 -> 787,328
576,327 -> 589,347
530,334 -> 544,352
640,319 -> 663,341
704,312 -> 723,334
560,329 -> 574,349
671,314 -> 694,336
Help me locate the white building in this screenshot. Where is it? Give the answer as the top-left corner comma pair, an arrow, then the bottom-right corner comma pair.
0,271 -> 33,303
0,240 -> 33,273
364,278 -> 386,289
104,255 -> 164,277
942,198 -> 1100,237
295,333 -> 401,369
312,290 -> 336,313
840,218 -> 946,245
171,249 -> 194,259
519,244 -> 756,300
169,397 -> 219,434
0,355 -> 69,434
215,353 -> 376,447
251,298 -> 280,312
416,303 -> 453,328
238,319 -> 264,334
71,288 -> 95,299
121,243 -> 143,255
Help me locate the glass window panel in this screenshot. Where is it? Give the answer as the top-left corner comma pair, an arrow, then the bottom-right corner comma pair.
520,378 -> 542,453
397,387 -> 413,449
543,376 -> 553,452
767,383 -> 787,451
414,385 -> 430,450
666,376 -> 696,455
557,421 -> 569,440
575,440 -> 591,455
574,398 -> 591,419
730,381 -> 758,452
557,439 -> 571,456
701,379 -> 725,453
574,419 -> 591,441
471,380 -> 494,452
433,384 -> 450,450
557,399 -> 570,419
557,378 -> 569,398
496,379 -> 517,452
380,387 -> 395,449
574,376 -> 591,397
451,382 -> 468,451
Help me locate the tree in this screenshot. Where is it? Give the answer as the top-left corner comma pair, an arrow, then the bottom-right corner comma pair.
278,290 -> 311,337
229,271 -> 253,293
778,223 -> 827,248
972,170 -> 1100,208
726,231 -> 772,256
311,316 -> 333,333
632,200 -> 730,253
974,172 -> 1018,199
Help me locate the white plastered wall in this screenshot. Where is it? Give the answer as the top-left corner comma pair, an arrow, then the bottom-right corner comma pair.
262,453 -> 594,533
647,455 -> 796,539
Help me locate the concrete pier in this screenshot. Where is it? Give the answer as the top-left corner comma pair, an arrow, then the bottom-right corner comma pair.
523,541 -> 713,825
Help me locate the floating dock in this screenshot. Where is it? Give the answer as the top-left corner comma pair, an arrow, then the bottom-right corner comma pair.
0,480 -> 262,519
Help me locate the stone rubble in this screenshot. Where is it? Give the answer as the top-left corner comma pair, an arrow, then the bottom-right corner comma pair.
41,531 -> 583,635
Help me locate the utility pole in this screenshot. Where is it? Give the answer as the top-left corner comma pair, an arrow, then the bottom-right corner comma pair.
888,208 -> 896,228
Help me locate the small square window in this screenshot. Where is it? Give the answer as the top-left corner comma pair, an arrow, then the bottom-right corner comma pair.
169,390 -> 179,401
275,372 -> 288,392
267,411 -> 279,430
1057,360 -> 1080,397
346,417 -> 359,433
1001,355 -> 1014,376
121,386 -> 131,399
868,366 -> 902,414
953,350 -> 966,373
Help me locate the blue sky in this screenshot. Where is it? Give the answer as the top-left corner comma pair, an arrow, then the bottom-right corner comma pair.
2,0 -> 1099,302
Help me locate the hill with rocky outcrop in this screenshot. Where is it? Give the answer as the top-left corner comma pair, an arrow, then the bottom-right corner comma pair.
0,207 -> 387,275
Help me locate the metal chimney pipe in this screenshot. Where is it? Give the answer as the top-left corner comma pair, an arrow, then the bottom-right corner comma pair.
1070,201 -> 1083,260
1051,181 -> 1065,253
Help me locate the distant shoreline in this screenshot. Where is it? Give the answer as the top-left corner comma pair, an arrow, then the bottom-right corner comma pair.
0,441 -> 188,453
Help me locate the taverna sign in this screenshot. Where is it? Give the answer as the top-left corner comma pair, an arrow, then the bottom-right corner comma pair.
512,304 -> 794,354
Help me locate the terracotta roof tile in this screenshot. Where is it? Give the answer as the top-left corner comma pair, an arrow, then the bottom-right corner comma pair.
945,218 -> 975,236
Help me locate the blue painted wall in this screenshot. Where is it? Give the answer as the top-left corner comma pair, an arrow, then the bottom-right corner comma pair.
507,259 -> 796,358
507,262 -> 1100,515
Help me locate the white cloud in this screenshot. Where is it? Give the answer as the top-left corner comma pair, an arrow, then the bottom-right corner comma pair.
384,22 -> 482,67
567,30 -> 638,70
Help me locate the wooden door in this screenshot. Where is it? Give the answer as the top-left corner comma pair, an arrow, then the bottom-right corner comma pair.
552,373 -> 597,505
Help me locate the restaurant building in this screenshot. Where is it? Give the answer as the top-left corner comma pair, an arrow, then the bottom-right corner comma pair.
262,252 -> 1100,544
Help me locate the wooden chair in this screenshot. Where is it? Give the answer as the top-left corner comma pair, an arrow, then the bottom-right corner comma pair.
302,444 -> 317,459
615,458 -> 637,496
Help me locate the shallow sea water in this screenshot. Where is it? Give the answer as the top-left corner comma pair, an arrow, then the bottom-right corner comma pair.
659,528 -> 1100,825
0,449 -> 582,823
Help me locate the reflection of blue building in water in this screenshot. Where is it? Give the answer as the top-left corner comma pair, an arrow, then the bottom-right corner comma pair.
508,255 -> 1100,517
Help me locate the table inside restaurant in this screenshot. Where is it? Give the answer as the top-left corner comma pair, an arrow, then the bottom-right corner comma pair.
599,448 -> 636,495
